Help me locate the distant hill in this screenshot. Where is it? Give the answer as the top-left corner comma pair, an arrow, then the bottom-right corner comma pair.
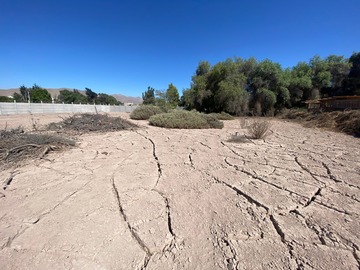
112,94 -> 143,104
0,88 -> 143,104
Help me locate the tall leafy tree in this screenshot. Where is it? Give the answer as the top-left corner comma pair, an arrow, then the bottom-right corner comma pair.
30,84 -> 52,103
96,93 -> 121,105
13,92 -> 23,102
19,85 -> 29,102
309,55 -> 331,99
288,62 -> 313,105
346,52 -> 360,95
324,55 -> 351,96
165,83 -> 180,107
58,89 -> 87,104
85,87 -> 98,103
142,86 -> 156,105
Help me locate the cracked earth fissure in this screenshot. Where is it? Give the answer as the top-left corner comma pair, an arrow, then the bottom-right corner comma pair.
213,173 -> 300,269
294,156 -> 323,184
188,153 -> 194,168
135,132 -> 162,186
321,162 -> 341,183
304,188 -> 322,207
111,176 -> 152,269
213,176 -> 269,211
224,157 -> 309,201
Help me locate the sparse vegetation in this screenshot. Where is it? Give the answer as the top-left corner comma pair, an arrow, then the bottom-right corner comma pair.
247,120 -> 271,139
130,105 -> 164,120
281,109 -> 360,137
209,112 -> 234,120
149,110 -> 224,129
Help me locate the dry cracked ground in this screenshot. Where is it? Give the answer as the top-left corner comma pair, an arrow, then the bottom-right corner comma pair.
0,113 -> 359,269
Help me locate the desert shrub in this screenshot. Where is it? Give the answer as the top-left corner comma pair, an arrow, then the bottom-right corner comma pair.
209,112 -> 234,120
149,110 -> 224,129
247,120 -> 271,139
130,105 -> 164,120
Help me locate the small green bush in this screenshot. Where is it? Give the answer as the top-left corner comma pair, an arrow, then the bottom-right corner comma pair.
149,110 -> 224,129
130,105 -> 164,120
209,112 -> 234,120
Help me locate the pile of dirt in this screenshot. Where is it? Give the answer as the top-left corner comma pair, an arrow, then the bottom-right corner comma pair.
281,109 -> 360,137
47,113 -> 138,133
1,114 -> 137,169
0,127 -> 75,170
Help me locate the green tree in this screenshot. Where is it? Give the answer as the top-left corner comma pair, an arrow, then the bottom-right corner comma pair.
309,55 -> 331,99
19,85 -> 29,102
30,84 -> 52,103
96,93 -> 121,105
216,73 -> 249,115
58,89 -> 88,104
346,52 -> 360,95
254,88 -> 276,115
13,92 -> 23,102
324,55 -> 351,96
165,83 -> 180,107
142,86 -> 156,105
85,87 -> 98,103
288,62 -> 313,105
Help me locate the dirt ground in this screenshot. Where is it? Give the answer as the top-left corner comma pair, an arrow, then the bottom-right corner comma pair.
0,113 -> 359,270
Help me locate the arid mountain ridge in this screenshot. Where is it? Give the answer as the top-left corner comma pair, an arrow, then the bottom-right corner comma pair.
0,88 -> 143,104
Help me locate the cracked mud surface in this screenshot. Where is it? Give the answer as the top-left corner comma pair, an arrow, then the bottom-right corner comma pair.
0,113 -> 359,269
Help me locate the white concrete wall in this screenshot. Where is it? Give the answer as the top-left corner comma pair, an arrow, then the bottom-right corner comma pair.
0,102 -> 138,115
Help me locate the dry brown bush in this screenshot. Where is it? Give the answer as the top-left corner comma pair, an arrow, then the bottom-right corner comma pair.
281,109 -> 360,137
47,113 -> 138,133
247,120 -> 271,139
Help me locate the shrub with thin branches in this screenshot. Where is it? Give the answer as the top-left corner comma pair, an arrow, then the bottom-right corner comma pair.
247,120 -> 271,139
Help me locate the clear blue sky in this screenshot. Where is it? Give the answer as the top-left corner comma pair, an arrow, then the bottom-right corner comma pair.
1,0 -> 359,97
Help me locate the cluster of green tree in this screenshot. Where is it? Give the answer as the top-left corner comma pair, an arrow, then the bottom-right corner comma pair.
58,88 -> 122,105
180,52 -> 360,115
142,83 -> 180,110
12,84 -> 52,103
8,85 -> 122,105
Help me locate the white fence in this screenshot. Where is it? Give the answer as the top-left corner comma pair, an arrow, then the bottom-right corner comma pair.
0,102 -> 138,115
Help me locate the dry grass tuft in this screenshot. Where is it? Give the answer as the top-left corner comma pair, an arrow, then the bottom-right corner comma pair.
281,109 -> 360,137
247,120 -> 271,139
